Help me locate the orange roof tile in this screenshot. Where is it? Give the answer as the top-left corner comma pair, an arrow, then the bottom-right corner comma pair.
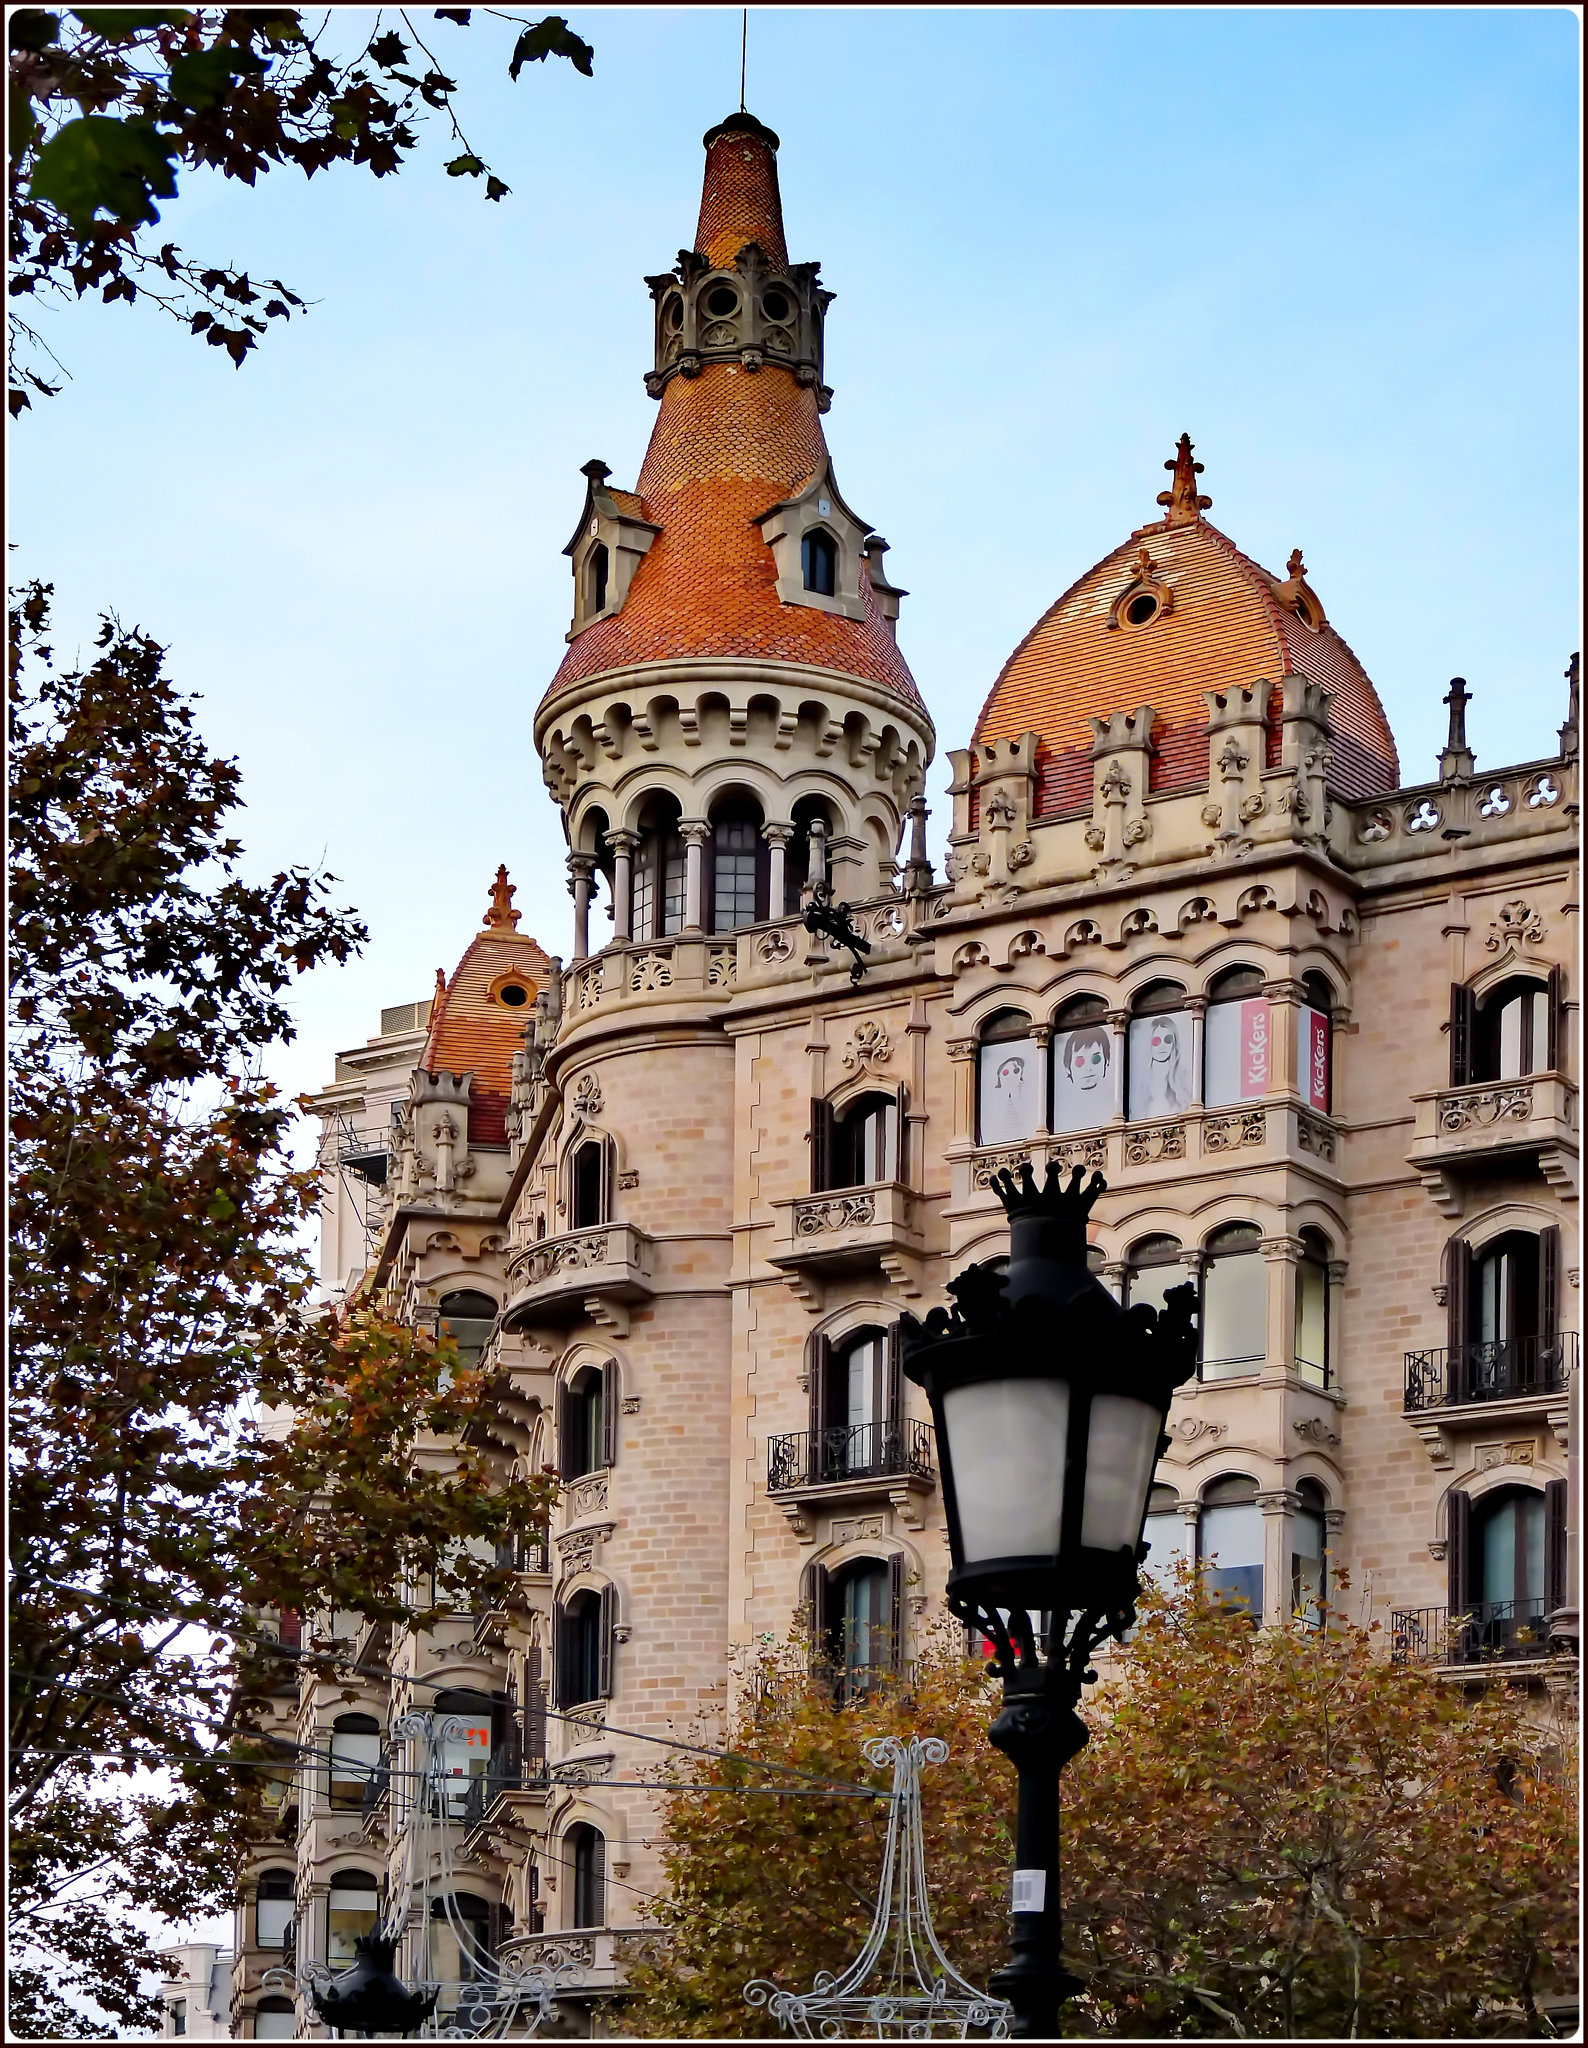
541,117 -> 925,717
422,871 -> 552,1146
976,507 -> 1399,809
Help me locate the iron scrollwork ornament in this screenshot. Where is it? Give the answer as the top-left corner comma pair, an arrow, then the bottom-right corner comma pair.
803,881 -> 873,984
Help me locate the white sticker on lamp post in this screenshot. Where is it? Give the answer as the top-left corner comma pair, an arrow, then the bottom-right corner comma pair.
1011,1868 -> 1046,1913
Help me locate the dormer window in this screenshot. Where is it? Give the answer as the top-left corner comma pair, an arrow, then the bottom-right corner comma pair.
1125,593 -> 1159,627
802,530 -> 837,597
589,543 -> 609,614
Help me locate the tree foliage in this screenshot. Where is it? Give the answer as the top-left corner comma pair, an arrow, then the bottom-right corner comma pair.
7,582 -> 555,2036
624,1587 -> 1577,2039
7,5 -> 594,412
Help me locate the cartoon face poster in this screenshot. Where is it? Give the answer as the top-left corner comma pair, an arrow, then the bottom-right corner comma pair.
978,1036 -> 1038,1144
1127,1009 -> 1194,1120
1051,1023 -> 1119,1132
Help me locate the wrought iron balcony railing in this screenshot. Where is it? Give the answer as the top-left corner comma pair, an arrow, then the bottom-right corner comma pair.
767,1418 -> 934,1493
1403,1331 -> 1576,1411
1390,1598 -> 1558,1666
458,1732 -> 550,1828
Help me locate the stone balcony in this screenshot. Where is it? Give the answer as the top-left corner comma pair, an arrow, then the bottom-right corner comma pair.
767,1180 -> 924,1297
1407,1073 -> 1578,1214
495,1926 -> 659,2001
502,1221 -> 654,1332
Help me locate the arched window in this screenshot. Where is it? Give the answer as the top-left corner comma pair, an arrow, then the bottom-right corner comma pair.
830,1091 -> 901,1188
1203,966 -> 1270,1108
1199,1475 -> 1263,1616
253,1995 -> 297,2040
1297,972 -> 1334,1112
978,1010 -> 1038,1145
1123,1234 -> 1191,1316
787,797 -> 833,914
568,1824 -> 607,1929
1202,1224 -> 1266,1379
1140,1484 -> 1188,1594
810,1326 -> 900,1479
570,1137 -> 609,1229
255,1867 -> 295,1951
632,798 -> 686,942
709,803 -> 766,931
556,1588 -> 612,1707
588,542 -> 609,615
439,1291 -> 497,1372
560,1362 -> 612,1479
1050,994 -> 1116,1133
432,1689 -> 494,1816
1295,1228 -> 1332,1388
327,1713 -> 382,1810
1475,976 -> 1554,1082
430,1891 -> 494,1987
1446,1226 -> 1559,1402
802,528 -> 837,596
326,1868 -> 380,1965
1291,1478 -> 1328,1625
814,1555 -> 902,1702
1127,982 -> 1193,1120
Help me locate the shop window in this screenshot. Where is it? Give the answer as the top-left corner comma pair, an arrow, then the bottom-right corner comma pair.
709,804 -> 766,931
807,1325 -> 903,1480
438,1290 -> 497,1372
255,1867 -> 295,1951
568,1824 -> 607,1929
430,1891 -> 494,1987
1201,1224 -> 1266,1379
559,1362 -> 615,1479
1123,1235 -> 1192,1317
820,1090 -> 902,1188
1127,982 -> 1193,1120
326,1868 -> 380,1966
1199,1475 -> 1264,1616
327,1713 -> 382,1810
802,528 -> 837,596
1140,1484 -> 1189,1593
1050,994 -> 1117,1133
1295,1229 -> 1332,1388
569,1137 -> 609,1229
1291,1478 -> 1328,1625
977,1009 -> 1039,1145
810,1554 -> 904,1701
556,1587 -> 613,1707
254,1996 -> 296,2040
1297,972 -> 1334,1112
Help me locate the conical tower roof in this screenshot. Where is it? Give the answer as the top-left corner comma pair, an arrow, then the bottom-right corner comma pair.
976,437 -> 1399,810
541,113 -> 924,714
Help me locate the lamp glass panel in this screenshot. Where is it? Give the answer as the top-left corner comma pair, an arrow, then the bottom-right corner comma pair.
942,1379 -> 1068,1563
1079,1395 -> 1161,1551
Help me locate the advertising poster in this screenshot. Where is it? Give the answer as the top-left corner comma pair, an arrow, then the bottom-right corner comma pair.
1299,1004 -> 1331,1111
1127,1009 -> 1194,1120
979,1035 -> 1039,1144
1051,1022 -> 1120,1132
1204,997 -> 1270,1107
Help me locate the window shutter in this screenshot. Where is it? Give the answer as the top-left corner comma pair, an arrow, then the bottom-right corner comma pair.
600,1138 -> 613,1225
1447,1238 -> 1472,1362
804,1561 -> 830,1664
891,1084 -> 909,1183
598,1586 -> 615,1699
1544,1479 -> 1568,1616
553,1604 -> 570,1710
601,1360 -> 618,1468
524,1649 -> 546,1772
556,1381 -> 570,1478
887,1554 -> 906,1672
1546,963 -> 1562,1070
1449,983 -> 1476,1085
808,1333 -> 832,1443
885,1322 -> 905,1434
1446,1490 -> 1471,1615
1539,1226 -> 1559,1346
810,1098 -> 835,1193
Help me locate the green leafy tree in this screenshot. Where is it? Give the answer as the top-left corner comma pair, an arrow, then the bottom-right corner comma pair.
624,1586 -> 1577,2039
8,4 -> 594,413
7,582 -> 555,2037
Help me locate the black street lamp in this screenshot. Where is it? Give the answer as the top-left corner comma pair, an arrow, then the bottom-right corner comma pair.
308,1933 -> 438,2038
901,1162 -> 1197,2039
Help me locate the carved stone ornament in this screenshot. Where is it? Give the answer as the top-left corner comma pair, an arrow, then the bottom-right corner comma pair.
758,927 -> 795,963
621,1393 -> 642,1414
1293,1416 -> 1341,1450
1085,823 -> 1107,851
1125,1120 -> 1187,1166
616,1168 -> 639,1189
1007,839 -> 1036,868
1173,1416 -> 1226,1444
1485,899 -> 1546,951
1200,802 -> 1224,830
1405,798 -> 1442,834
571,1072 -> 604,1117
841,1019 -> 893,1073
1358,810 -> 1393,843
1238,791 -> 1268,822
566,1472 -> 609,1519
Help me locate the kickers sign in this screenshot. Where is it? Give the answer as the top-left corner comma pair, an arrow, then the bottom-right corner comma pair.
1237,998 -> 1270,1099
1298,1004 -> 1331,1111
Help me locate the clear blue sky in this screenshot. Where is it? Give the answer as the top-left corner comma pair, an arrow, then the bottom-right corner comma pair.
11,5 -> 1580,1123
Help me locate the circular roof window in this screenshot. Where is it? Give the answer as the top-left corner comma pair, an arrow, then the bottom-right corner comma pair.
762,288 -> 791,322
1124,592 -> 1159,627
496,982 -> 530,1008
704,284 -> 739,318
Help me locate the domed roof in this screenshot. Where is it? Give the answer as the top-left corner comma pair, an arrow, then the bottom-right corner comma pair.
422,869 -> 551,1145
542,114 -> 925,716
975,437 -> 1399,810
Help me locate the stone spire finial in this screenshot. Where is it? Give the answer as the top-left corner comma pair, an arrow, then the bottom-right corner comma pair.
1286,548 -> 1306,579
1561,652 -> 1580,760
1156,433 -> 1212,525
1439,677 -> 1475,782
434,966 -> 447,998
484,863 -> 521,931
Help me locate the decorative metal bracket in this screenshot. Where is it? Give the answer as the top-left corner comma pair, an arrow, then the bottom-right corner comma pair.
803,882 -> 872,984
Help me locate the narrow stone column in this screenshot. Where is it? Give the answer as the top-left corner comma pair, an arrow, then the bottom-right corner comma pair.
1326,1258 -> 1349,1394
1263,1235 -> 1304,1378
763,822 -> 791,921
567,854 -> 596,961
1258,1488 -> 1301,1628
607,830 -> 638,944
681,821 -> 710,932
804,815 -> 828,901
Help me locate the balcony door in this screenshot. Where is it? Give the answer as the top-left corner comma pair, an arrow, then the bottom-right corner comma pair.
810,1328 -> 901,1480
1449,1229 -> 1557,1400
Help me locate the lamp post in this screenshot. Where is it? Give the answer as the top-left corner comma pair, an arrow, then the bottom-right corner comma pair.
901,1162 -> 1197,2039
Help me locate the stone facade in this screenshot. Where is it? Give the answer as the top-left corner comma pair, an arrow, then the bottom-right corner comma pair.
232,109 -> 1579,2042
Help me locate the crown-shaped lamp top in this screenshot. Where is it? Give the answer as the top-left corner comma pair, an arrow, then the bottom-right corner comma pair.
992,1159 -> 1107,1267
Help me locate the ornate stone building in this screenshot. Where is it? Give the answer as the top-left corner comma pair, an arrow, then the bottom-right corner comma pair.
231,110 -> 1579,2039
